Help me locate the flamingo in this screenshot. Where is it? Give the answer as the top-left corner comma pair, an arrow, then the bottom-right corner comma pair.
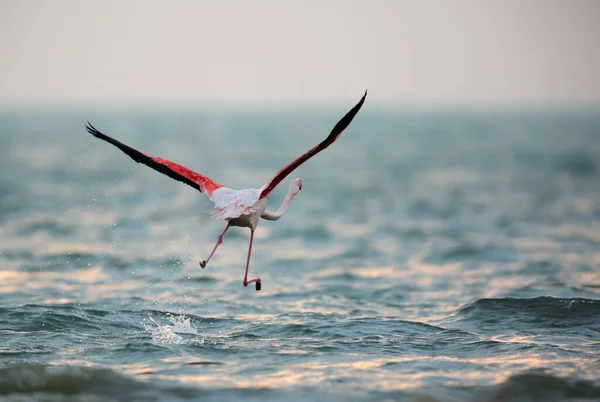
86,91 -> 366,291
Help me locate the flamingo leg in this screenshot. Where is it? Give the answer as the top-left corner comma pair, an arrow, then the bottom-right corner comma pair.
199,222 -> 231,268
243,230 -> 261,291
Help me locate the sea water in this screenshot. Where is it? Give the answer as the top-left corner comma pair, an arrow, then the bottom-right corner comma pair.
0,107 -> 599,401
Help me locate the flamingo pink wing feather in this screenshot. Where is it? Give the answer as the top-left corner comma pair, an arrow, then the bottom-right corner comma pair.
151,156 -> 222,196
86,123 -> 222,197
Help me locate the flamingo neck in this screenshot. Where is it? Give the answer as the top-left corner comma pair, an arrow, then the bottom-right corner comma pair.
261,190 -> 296,221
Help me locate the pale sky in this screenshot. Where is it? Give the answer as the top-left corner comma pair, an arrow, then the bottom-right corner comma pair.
1,0 -> 599,107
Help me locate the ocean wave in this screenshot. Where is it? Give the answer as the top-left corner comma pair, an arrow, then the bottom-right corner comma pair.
445,297 -> 600,335
477,372 -> 600,402
0,364 -> 197,401
0,304 -> 150,334
457,296 -> 600,317
0,364 -> 141,396
2,364 -> 598,402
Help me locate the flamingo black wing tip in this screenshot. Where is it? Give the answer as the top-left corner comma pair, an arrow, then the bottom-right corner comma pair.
85,121 -> 95,133
85,121 -> 103,137
352,90 -> 367,111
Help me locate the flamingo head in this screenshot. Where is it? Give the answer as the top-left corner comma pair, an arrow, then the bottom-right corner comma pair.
290,178 -> 302,195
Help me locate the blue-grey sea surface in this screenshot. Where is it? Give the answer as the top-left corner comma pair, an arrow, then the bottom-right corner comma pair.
1,106 -> 599,401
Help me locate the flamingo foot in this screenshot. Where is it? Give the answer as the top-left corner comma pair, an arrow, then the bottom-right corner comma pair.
199,260 -> 207,268
243,278 -> 262,291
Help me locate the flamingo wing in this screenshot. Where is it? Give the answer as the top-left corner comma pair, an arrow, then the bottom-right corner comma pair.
259,90 -> 367,199
86,122 -> 222,196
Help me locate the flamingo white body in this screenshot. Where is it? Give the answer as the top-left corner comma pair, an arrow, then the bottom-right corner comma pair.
210,187 -> 264,221
86,91 -> 366,291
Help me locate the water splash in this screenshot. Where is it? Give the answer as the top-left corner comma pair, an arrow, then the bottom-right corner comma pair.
145,313 -> 198,345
